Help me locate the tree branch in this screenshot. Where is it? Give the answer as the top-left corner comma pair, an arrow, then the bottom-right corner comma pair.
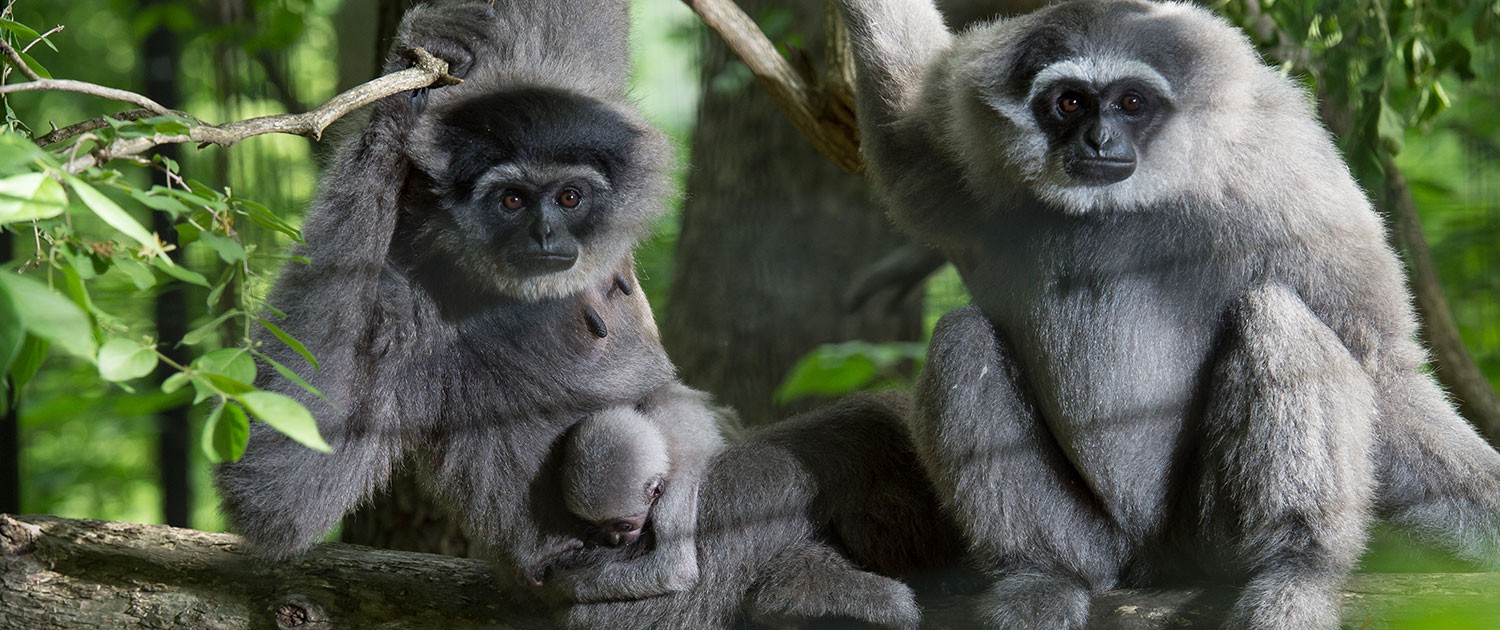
0,78 -> 172,114
0,513 -> 543,628
0,38 -> 41,82
31,108 -> 153,147
1383,157 -> 1500,442
682,0 -> 863,174
8,47 -> 457,174
4,514 -> 1497,628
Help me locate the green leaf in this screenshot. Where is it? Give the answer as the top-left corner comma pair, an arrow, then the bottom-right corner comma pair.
202,402 -> 250,463
196,347 -> 256,384
199,231 -> 246,263
0,272 -> 97,360
97,337 -> 158,382
181,310 -> 239,346
59,264 -> 103,328
115,259 -> 158,290
161,371 -> 191,394
775,341 -> 925,403
0,172 -> 66,224
129,188 -> 191,218
68,178 -> 164,257
189,348 -> 256,403
253,349 -> 327,401
151,255 -> 209,287
238,390 -> 330,453
0,278 -> 21,375
9,49 -> 52,80
202,373 -> 255,396
0,19 -> 56,51
9,335 -> 47,391
258,318 -> 318,370
237,198 -> 301,241
0,131 -> 53,172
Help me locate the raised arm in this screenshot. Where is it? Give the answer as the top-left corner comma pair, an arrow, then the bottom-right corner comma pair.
836,0 -> 951,130
834,0 -> 979,252
213,5 -> 487,559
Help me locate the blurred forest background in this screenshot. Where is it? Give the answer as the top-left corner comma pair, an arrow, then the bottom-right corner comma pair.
0,0 -> 1497,580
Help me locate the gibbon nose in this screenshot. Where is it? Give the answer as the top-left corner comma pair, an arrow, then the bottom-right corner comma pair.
530,218 -> 556,249
1084,122 -> 1113,153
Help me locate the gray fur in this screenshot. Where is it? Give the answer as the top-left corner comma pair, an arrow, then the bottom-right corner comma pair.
549,384 -> 727,600
564,407 -> 671,525
837,0 -> 1500,627
215,2 -> 945,624
212,0 -> 701,604
561,393 -> 960,630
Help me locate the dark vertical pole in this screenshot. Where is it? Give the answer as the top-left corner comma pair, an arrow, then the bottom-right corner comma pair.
0,230 -> 17,515
143,0 -> 190,528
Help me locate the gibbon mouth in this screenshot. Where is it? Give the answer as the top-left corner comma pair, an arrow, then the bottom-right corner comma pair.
512,252 -> 579,274
1068,158 -> 1136,185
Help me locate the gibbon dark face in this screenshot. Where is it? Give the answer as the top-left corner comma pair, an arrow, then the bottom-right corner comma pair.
1032,79 -> 1167,185
412,86 -> 664,300
437,87 -> 636,274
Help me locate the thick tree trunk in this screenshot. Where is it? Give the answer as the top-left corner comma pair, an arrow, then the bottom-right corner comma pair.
143,0 -> 192,529
664,0 -> 924,427
3,514 -> 1495,629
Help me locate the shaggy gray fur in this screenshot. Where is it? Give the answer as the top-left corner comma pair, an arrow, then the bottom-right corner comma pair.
835,0 -> 1500,627
556,383 -> 726,596
215,1 -> 949,624
562,393 -> 963,630
213,0 -> 701,605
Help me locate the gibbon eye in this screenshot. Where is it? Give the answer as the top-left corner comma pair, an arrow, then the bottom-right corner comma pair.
615,522 -> 638,533
501,192 -> 525,211
1119,93 -> 1144,113
1057,92 -> 1085,114
556,188 -> 582,208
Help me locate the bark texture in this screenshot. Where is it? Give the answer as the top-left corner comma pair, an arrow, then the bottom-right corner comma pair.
663,0 -> 927,427
4,514 -> 1497,629
0,514 -> 542,629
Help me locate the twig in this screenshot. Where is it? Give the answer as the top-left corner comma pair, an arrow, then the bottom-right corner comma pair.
2,79 -> 171,114
682,0 -> 863,173
21,25 -> 65,54
0,38 -> 40,81
34,48 -> 457,174
32,108 -> 153,146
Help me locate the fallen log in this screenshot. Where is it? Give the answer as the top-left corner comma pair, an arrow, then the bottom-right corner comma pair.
3,514 -> 1498,629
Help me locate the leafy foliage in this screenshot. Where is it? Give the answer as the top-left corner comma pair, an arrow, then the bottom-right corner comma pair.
0,8 -> 327,464
1216,0 -> 1492,176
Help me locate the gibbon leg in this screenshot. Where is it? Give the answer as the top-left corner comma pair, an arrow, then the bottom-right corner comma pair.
916,306 -> 1125,629
1201,284 -> 1376,630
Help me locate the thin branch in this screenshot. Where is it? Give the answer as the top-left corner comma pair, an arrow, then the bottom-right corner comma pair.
32,108 -> 153,147
20,25 -> 65,55
0,38 -> 40,82
2,79 -> 172,114
683,0 -> 863,174
37,48 -> 457,174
